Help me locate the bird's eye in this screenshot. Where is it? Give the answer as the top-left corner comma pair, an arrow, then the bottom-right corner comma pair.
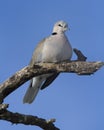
58,24 -> 63,27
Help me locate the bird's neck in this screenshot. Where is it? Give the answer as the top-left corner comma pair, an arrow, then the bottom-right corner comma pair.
52,32 -> 57,35
52,31 -> 64,35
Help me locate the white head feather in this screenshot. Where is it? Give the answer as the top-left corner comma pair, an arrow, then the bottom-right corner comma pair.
52,20 -> 69,34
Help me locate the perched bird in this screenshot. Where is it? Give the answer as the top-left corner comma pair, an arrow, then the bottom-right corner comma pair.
23,20 -> 73,104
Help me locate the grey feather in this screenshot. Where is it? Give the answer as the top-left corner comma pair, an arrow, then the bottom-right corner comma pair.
23,77 -> 44,103
41,73 -> 59,90
23,20 -> 72,104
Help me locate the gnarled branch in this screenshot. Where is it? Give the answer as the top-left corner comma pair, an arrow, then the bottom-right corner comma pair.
0,104 -> 59,130
0,61 -> 103,101
0,49 -> 103,130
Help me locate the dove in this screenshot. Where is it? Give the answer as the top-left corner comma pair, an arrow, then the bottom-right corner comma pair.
23,20 -> 72,103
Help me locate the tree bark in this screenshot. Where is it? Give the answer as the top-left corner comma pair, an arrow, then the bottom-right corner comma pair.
0,104 -> 59,130
0,61 -> 103,102
0,49 -> 103,130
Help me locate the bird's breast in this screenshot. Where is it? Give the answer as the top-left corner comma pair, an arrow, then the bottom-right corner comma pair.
41,34 -> 72,62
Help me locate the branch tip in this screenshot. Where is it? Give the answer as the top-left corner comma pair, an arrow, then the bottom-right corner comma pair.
73,48 -> 87,61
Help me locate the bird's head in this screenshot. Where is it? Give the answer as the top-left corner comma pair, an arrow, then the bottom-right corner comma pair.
52,20 -> 69,34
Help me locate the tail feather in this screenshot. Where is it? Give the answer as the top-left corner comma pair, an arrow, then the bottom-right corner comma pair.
23,77 -> 43,104
23,86 -> 40,104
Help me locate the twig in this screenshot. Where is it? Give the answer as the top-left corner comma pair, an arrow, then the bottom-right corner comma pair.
0,104 -> 59,130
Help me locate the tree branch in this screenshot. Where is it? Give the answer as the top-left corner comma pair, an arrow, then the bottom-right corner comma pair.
0,61 -> 103,101
0,49 -> 103,130
0,104 -> 59,130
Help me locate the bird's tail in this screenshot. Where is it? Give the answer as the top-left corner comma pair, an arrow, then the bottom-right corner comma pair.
23,77 -> 43,104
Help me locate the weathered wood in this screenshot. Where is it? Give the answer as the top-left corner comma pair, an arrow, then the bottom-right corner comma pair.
0,48 -> 103,130
0,61 -> 103,101
0,104 -> 59,130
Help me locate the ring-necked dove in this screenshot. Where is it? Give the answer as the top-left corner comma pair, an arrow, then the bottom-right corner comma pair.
23,20 -> 73,104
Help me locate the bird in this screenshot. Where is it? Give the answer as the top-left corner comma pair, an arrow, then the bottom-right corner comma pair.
23,20 -> 73,104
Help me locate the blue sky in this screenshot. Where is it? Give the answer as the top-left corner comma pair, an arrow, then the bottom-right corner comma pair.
0,0 -> 104,130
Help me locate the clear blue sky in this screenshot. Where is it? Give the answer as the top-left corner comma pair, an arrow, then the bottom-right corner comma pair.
0,0 -> 104,130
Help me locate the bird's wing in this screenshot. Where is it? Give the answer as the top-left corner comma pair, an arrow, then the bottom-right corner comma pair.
30,38 -> 46,65
29,37 -> 60,90
41,73 -> 59,90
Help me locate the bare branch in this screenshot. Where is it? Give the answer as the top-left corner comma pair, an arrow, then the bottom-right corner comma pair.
0,61 -> 103,102
73,48 -> 87,61
0,48 -> 103,130
0,104 -> 59,130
